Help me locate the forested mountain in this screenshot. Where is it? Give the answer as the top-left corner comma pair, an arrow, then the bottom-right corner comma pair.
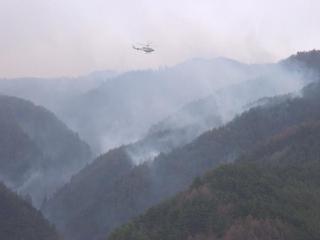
1,0 -> 319,237
0,105 -> 42,188
0,182 -> 61,240
0,55 -> 311,155
43,78 -> 320,240
63,57 -> 308,154
94,51 -> 316,165
282,49 -> 320,77
43,147 -> 134,232
61,58 -> 259,153
60,51 -> 319,154
109,121 -> 320,240
127,63 -> 305,165
0,95 -> 91,206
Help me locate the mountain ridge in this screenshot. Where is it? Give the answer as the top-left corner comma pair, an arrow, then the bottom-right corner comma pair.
109,120 -> 320,240
0,94 -> 92,206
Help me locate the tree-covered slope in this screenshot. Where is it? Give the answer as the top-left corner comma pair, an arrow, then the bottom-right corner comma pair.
282,49 -> 320,77
109,121 -> 320,240
0,95 -> 92,206
43,147 -> 134,232
0,106 -> 42,187
0,182 -> 61,240
43,80 -> 320,240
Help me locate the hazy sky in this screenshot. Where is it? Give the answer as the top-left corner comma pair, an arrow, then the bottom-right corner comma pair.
0,0 -> 320,77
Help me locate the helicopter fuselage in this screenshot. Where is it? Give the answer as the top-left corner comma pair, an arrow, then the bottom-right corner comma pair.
133,45 -> 154,53
141,47 -> 154,53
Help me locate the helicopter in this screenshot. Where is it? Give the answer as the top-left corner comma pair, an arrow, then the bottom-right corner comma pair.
132,43 -> 155,53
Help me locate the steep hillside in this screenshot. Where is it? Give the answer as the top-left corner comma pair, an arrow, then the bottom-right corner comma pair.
0,182 -> 61,240
0,107 -> 42,187
0,95 -> 91,206
43,81 -> 320,240
44,147 -> 134,231
109,121 -> 320,240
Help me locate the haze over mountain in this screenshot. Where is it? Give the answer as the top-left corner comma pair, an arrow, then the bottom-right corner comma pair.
126,62 -> 307,164
42,51 -> 320,240
61,57 -> 259,153
0,57 -> 300,154
123,51 -> 320,164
